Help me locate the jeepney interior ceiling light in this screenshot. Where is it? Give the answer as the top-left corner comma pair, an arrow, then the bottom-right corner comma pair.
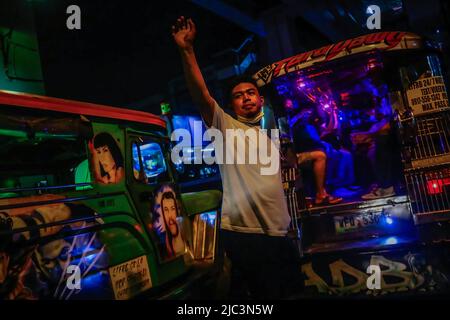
276,84 -> 289,96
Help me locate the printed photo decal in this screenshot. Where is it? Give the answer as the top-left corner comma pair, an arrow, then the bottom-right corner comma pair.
90,133 -> 124,184
151,184 -> 186,261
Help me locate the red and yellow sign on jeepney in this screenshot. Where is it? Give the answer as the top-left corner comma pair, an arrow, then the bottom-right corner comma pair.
254,32 -> 422,87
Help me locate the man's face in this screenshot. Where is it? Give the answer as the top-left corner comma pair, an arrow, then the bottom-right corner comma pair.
162,198 -> 179,237
230,82 -> 264,119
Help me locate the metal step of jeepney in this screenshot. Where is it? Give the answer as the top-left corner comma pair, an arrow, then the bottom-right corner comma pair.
299,195 -> 416,247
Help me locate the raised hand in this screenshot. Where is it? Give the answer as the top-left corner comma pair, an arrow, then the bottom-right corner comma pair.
171,16 -> 196,51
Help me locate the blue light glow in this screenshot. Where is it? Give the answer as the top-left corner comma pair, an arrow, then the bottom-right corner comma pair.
200,211 -> 217,226
384,237 -> 398,245
385,216 -> 394,225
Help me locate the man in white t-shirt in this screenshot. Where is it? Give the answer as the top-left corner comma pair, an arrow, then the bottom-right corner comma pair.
171,16 -> 301,299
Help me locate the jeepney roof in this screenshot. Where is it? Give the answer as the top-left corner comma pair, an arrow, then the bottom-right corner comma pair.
253,31 -> 422,87
0,90 -> 166,128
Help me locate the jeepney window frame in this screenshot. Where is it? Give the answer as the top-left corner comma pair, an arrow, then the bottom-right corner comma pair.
129,133 -> 173,186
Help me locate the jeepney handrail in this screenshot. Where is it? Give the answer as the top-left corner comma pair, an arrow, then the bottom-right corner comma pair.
0,210 -> 137,237
0,191 -> 124,211
0,183 -> 93,194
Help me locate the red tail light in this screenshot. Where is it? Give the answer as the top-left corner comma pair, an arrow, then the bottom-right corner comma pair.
426,178 -> 450,194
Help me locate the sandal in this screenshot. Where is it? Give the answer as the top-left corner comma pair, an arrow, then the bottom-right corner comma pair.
315,195 -> 343,206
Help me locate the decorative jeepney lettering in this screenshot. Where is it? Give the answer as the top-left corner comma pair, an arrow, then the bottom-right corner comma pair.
271,57 -> 294,79
384,31 -> 406,49
347,36 -> 367,51
323,39 -> 351,61
329,259 -> 368,294
311,45 -> 333,59
285,52 -> 312,73
301,263 -> 330,294
302,255 -> 426,296
256,64 -> 276,85
255,32 -> 414,86
369,255 -> 423,292
365,32 -> 388,45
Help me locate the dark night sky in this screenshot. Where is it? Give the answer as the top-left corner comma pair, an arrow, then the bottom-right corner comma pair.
32,0 -> 251,111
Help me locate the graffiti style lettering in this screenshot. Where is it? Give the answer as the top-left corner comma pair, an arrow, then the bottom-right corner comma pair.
255,65 -> 276,85
255,32 -> 415,86
369,255 -> 423,292
271,57 -> 294,79
301,263 -> 330,294
302,255 -> 427,296
365,32 -> 387,45
384,32 -> 406,50
330,259 -> 368,294
325,40 -> 351,61
348,36 -> 367,51
311,45 -> 333,59
285,52 -> 311,73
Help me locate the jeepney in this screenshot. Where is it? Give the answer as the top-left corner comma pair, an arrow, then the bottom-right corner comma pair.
0,90 -> 221,300
255,31 -> 450,297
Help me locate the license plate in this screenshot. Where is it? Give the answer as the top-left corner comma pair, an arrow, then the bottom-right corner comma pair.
334,211 -> 383,234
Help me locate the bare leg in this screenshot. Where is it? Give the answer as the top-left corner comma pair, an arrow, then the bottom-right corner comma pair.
297,151 -> 343,205
310,151 -> 327,198
297,151 -> 327,197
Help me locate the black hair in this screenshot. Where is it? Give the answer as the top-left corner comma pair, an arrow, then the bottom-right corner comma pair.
224,74 -> 261,104
93,133 -> 124,177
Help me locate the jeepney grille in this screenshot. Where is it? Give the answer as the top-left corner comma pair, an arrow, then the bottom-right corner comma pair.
405,166 -> 450,215
282,167 -> 301,230
409,113 -> 450,167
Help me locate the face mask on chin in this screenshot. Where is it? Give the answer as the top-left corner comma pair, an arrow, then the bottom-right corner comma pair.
236,110 -> 264,125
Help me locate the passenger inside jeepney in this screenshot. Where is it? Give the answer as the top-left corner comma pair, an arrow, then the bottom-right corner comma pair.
280,62 -> 404,206
350,101 -> 399,199
288,100 -> 344,205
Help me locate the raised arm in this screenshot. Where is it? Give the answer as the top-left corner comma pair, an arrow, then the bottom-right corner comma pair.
172,16 -> 215,126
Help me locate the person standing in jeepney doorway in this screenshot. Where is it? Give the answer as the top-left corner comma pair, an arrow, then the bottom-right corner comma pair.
171,16 -> 302,299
